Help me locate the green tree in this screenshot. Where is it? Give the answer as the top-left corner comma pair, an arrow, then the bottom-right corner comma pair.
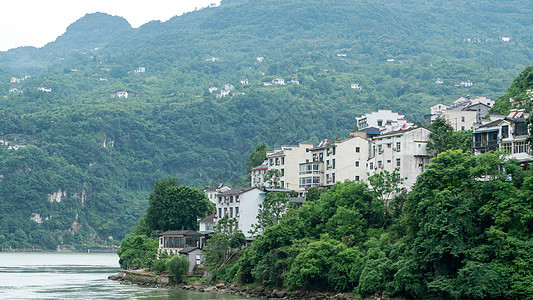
204,215 -> 245,273
263,169 -> 281,188
247,143 -> 269,172
144,178 -> 213,233
250,192 -> 290,236
427,117 -> 471,156
166,254 -> 190,281
117,233 -> 158,269
368,169 -> 406,203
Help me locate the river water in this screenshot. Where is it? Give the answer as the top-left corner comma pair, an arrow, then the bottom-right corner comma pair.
0,252 -> 251,299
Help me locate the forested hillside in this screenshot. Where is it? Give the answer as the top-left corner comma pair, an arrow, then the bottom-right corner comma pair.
0,0 -> 531,249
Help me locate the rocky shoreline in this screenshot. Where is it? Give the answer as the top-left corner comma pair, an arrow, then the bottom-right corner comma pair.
109,271 -> 392,300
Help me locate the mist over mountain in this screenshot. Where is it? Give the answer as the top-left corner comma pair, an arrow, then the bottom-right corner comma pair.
0,0 -> 531,249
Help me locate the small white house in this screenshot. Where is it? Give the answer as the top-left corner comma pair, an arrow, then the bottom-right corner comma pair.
501,37 -> 511,42
208,87 -> 218,93
38,87 -> 52,92
263,82 -> 272,86
351,83 -> 362,90
134,67 -> 145,73
460,81 -> 473,87
10,77 -> 20,84
116,91 -> 128,98
240,79 -> 249,85
435,78 -> 444,85
257,57 -> 264,62
272,78 -> 285,85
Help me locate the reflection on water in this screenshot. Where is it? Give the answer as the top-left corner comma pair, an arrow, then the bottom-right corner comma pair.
0,252 -> 250,299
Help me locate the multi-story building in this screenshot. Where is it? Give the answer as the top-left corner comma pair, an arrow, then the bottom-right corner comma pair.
367,126 -> 431,189
266,143 -> 313,192
299,133 -> 370,189
355,110 -> 406,130
204,184 -> 230,205
427,96 -> 494,131
214,187 -> 266,240
472,109 -> 531,164
250,160 -> 268,187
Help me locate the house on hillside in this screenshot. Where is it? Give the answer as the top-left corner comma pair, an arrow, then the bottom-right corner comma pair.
257,57 -> 264,62
214,187 -> 266,240
460,81 -> 473,87
158,230 -> 207,274
240,79 -> 248,85
116,91 -> 128,98
272,78 -> 285,85
134,67 -> 145,73
351,83 -> 362,90
367,126 -> 431,190
204,184 -> 231,205
472,109 -> 531,164
250,160 -> 268,187
266,143 -> 313,192
198,215 -> 216,232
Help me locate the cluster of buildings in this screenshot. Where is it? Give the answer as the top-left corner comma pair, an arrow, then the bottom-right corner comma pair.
157,96 -> 531,274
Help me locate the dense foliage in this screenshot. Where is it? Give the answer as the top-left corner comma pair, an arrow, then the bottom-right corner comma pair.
0,0 -> 531,248
227,152 -> 533,299
166,254 -> 190,282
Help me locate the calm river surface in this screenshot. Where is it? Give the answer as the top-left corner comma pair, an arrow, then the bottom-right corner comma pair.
0,252 -> 252,299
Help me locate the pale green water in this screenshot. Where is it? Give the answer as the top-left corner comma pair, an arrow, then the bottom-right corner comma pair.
0,252 -> 252,299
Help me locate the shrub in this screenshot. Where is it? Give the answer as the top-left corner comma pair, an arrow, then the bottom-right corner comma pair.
166,254 -> 190,281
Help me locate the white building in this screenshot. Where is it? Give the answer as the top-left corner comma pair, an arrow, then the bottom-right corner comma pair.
257,57 -> 264,62
250,160 -> 268,187
224,84 -> 235,91
208,87 -> 218,93
116,91 -> 128,98
134,67 -> 145,73
214,187 -> 266,239
428,96 -> 494,130
299,133 -> 370,189
367,127 -> 431,189
266,143 -> 313,192
198,215 -> 216,232
435,78 -> 444,85
204,184 -> 231,205
240,79 -> 249,85
272,78 -> 285,85
351,83 -> 363,90
38,87 -> 52,92
460,81 -> 473,87
355,110 -> 406,131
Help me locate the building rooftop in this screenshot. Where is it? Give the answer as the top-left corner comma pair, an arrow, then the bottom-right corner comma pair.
158,230 -> 203,236
217,187 -> 260,196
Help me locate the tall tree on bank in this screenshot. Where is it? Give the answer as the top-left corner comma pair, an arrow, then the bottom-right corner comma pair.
144,178 -> 213,233
247,143 -> 269,172
427,117 -> 471,156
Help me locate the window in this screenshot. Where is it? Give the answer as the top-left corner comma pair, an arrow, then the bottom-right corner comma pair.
378,145 -> 383,153
387,160 -> 391,163
224,208 -> 228,216
514,141 -> 528,153
387,143 -> 391,148
218,208 -> 222,217
269,158 -> 273,166
195,255 -> 202,265
230,196 -> 233,203
275,158 -> 279,165
355,146 -> 360,153
332,147 -> 336,155
281,169 -> 285,176
281,157 -> 285,165
378,161 -> 383,168
332,173 -> 336,183
230,207 -> 233,218
370,162 -> 374,170
378,120 -> 383,126
326,160 -> 330,168
515,122 -> 528,136
235,207 -> 239,217
396,158 -> 401,167
319,152 -> 324,162
461,126 -> 465,131
396,142 -> 401,152
501,143 -> 512,153
355,175 -> 360,181
281,181 -> 284,188
355,161 -> 359,167
461,116 -> 465,122
501,125 -> 509,139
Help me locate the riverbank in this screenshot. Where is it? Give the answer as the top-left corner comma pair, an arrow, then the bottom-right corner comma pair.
109,270 -> 393,300
0,247 -> 117,253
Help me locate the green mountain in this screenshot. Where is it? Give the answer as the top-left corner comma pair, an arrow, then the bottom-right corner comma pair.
0,0 -> 531,249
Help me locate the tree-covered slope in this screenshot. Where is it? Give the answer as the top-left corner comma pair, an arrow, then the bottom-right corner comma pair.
0,0 -> 531,249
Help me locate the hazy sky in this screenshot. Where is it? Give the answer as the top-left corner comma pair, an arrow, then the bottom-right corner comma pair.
0,0 -> 221,52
